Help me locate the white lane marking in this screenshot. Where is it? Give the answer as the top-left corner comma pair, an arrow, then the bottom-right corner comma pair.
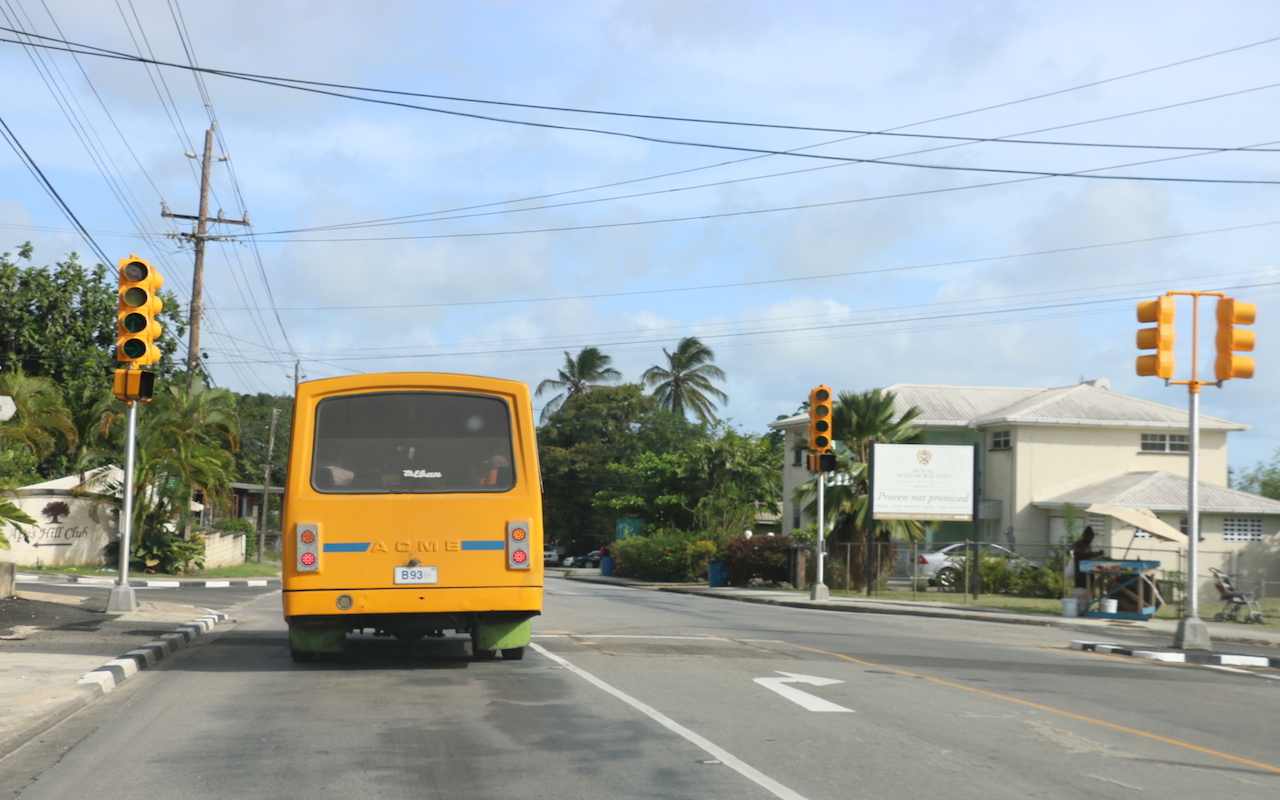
530,643 -> 810,800
753,671 -> 855,713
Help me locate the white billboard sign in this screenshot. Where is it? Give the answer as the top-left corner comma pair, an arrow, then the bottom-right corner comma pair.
872,443 -> 974,521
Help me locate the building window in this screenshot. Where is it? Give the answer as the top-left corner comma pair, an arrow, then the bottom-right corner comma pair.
1223,518 -> 1263,542
793,448 -> 803,467
1141,433 -> 1189,453
991,430 -> 1011,450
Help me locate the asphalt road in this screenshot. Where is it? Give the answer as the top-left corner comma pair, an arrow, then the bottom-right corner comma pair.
5,576 -> 1278,799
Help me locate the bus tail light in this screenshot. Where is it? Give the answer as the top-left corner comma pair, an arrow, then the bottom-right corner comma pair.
506,520 -> 531,570
297,523 -> 320,572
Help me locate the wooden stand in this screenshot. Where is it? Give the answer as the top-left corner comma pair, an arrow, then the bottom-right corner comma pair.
1080,560 -> 1163,620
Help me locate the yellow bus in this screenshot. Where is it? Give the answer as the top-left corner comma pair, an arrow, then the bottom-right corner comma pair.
281,373 -> 543,661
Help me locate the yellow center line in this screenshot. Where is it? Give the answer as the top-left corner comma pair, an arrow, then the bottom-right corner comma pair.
782,641 -> 1280,775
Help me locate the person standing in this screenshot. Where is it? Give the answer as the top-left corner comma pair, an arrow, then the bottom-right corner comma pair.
1070,526 -> 1100,615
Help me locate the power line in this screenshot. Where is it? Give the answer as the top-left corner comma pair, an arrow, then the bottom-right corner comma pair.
215,219 -> 1280,312
3,28 -> 1278,181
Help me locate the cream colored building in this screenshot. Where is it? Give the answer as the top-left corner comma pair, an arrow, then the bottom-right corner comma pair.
769,379 -> 1280,598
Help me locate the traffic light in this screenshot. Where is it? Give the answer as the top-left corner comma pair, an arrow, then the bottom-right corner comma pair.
1215,297 -> 1256,381
116,256 -> 164,366
1136,296 -> 1175,379
112,368 -> 155,403
808,385 -> 833,451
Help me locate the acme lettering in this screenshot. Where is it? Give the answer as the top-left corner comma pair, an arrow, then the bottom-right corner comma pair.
370,540 -> 454,553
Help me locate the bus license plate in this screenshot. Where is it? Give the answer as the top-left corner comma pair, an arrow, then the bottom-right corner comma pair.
393,566 -> 438,585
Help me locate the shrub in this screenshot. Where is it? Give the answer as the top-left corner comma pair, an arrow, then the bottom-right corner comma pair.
725,535 -> 793,585
215,517 -> 256,534
946,551 -> 1065,598
613,529 -> 719,582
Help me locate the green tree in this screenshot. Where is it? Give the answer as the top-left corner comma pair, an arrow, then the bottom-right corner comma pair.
93,379 -> 240,572
0,244 -> 185,478
0,497 -> 36,550
1233,448 -> 1280,499
0,365 -> 78,486
678,427 -> 779,549
595,425 -> 778,553
232,393 -> 292,487
535,346 -> 622,422
538,383 -> 698,553
641,336 -> 728,424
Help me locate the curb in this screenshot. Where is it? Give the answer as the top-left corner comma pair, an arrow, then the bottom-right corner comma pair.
76,610 -> 229,693
0,609 -> 229,761
1070,639 -> 1280,669
17,572 -> 279,588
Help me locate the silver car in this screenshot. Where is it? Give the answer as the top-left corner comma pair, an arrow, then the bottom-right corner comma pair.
913,542 -> 1041,590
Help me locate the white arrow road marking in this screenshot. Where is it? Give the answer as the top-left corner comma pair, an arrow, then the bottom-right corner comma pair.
754,671 -> 855,713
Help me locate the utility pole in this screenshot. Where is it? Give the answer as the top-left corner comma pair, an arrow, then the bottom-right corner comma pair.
257,407 -> 279,563
162,122 -> 250,389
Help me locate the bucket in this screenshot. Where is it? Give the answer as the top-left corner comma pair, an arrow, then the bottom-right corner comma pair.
600,556 -> 615,576
1061,598 -> 1077,617
1100,598 -> 1118,614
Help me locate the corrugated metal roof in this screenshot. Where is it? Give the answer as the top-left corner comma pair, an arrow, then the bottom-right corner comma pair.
1035,470 -> 1280,515
888,381 -> 1246,431
973,383 -> 1243,430
768,380 -> 1248,432
883,384 -> 1041,426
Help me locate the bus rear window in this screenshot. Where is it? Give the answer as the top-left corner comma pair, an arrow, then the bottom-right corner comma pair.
311,392 -> 515,493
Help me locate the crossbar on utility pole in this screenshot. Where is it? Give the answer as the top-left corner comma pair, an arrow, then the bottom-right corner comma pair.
162,122 -> 249,389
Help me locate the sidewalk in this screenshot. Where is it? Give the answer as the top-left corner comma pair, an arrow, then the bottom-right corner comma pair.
0,578 -> 231,760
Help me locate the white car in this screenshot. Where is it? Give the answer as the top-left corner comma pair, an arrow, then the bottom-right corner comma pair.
543,549 -> 559,566
914,542 -> 1041,590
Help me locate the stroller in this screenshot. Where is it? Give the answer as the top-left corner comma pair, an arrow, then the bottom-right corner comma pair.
1209,567 -> 1265,624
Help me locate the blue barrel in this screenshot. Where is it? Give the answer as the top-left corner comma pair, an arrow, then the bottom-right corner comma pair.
708,560 -> 728,587
600,555 -> 615,576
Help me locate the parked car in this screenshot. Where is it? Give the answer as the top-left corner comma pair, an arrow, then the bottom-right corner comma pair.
563,549 -> 601,568
543,548 -> 559,566
914,542 -> 1042,591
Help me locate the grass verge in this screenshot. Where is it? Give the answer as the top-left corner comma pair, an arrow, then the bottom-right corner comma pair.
816,587 -> 1276,626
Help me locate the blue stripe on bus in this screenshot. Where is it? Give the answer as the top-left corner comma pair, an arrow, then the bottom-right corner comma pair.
462,541 -> 505,551
324,542 -> 371,552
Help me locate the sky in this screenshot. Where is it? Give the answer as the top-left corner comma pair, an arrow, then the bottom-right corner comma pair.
1,1 -> 1279,473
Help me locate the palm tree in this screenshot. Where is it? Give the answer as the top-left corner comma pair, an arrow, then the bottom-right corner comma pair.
535,346 -> 622,422
799,388 -> 925,590
641,336 -> 728,424
91,378 -> 239,572
0,365 -> 78,465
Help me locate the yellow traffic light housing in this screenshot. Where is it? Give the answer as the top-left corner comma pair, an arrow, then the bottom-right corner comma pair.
808,385 -> 833,451
116,256 -> 164,366
112,368 -> 156,403
1136,296 -> 1175,379
1215,297 -> 1256,381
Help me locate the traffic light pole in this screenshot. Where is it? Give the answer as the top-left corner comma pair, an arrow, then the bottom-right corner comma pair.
811,473 -> 828,600
106,401 -> 139,613
1136,290 -> 1254,651
1175,387 -> 1208,649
